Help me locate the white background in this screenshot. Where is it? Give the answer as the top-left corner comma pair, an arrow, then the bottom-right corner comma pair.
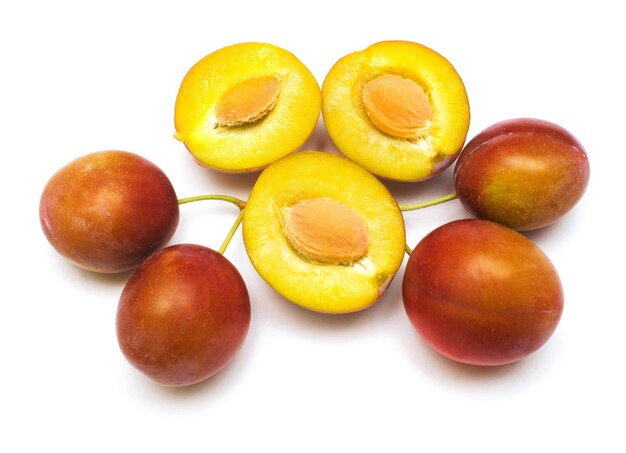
2,1 -> 624,451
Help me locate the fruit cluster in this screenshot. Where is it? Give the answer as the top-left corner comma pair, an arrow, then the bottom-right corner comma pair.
40,41 -> 590,386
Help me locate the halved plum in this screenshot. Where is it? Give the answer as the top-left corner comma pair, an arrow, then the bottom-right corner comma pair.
322,41 -> 470,181
243,151 -> 406,313
174,42 -> 321,172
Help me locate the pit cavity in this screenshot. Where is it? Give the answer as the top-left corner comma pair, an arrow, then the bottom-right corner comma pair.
361,74 -> 432,138
215,75 -> 280,126
282,197 -> 369,264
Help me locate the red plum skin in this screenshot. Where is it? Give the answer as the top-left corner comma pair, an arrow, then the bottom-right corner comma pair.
454,118 -> 590,231
39,151 -> 180,273
116,244 -> 251,386
402,219 -> 563,366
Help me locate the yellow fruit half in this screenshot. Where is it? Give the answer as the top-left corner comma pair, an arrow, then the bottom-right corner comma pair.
322,41 -> 470,181
243,151 -> 406,313
175,42 -> 321,172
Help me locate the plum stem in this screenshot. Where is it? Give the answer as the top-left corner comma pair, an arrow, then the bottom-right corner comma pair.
399,192 -> 457,211
219,210 -> 244,255
177,194 -> 247,210
177,194 -> 246,254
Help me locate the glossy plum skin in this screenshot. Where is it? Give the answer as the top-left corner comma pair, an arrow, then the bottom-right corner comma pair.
402,219 -> 563,366
454,118 -> 590,231
116,244 -> 251,386
39,151 -> 180,273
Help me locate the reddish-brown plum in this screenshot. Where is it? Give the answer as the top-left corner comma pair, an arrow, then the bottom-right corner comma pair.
454,118 -> 590,231
402,219 -> 563,366
39,151 -> 180,273
116,244 -> 251,386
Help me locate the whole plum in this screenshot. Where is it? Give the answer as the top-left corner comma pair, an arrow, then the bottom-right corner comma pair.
454,118 -> 590,231
402,219 -> 563,366
39,151 -> 179,273
116,244 -> 251,386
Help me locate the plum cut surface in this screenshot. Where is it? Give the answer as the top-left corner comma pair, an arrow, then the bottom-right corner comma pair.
243,151 -> 406,314
322,40 -> 470,181
174,42 -> 321,172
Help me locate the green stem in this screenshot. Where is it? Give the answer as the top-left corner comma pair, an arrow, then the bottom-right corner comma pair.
178,194 -> 246,254
178,194 -> 246,210
399,192 -> 458,212
219,210 -> 244,255
405,244 -> 413,256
